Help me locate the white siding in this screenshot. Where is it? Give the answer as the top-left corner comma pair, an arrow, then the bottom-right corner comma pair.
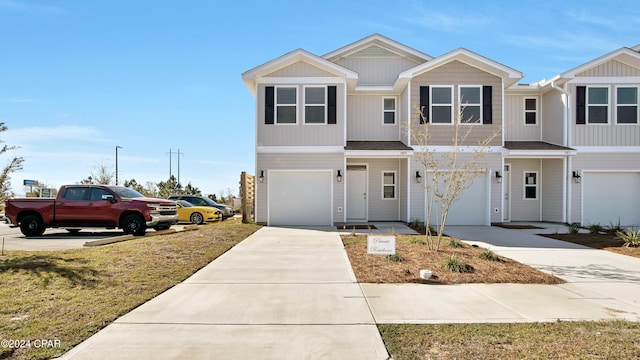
347,95 -> 400,140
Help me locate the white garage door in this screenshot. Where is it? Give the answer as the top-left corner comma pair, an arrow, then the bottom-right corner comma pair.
429,173 -> 489,226
268,171 -> 332,226
583,172 -> 640,227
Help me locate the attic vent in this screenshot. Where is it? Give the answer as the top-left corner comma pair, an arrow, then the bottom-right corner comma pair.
349,45 -> 400,58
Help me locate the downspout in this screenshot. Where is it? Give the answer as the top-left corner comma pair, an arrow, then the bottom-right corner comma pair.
550,80 -> 571,223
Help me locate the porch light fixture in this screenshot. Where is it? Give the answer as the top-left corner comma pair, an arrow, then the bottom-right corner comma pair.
336,170 -> 342,183
259,170 -> 264,183
415,171 -> 422,183
572,170 -> 581,183
495,170 -> 502,183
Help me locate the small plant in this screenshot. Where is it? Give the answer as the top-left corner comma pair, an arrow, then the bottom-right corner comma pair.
386,253 -> 405,262
479,249 -> 500,262
616,229 -> 640,247
447,237 -> 465,248
440,255 -> 472,273
566,222 -> 581,234
607,218 -> 623,233
588,223 -> 604,234
408,219 -> 426,233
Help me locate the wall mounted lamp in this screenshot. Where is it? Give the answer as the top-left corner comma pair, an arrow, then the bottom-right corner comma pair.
259,170 -> 264,183
572,170 -> 581,183
495,170 -> 502,183
415,171 -> 422,183
336,170 -> 342,183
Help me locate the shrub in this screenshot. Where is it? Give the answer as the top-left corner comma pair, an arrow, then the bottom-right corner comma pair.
447,237 -> 465,248
588,223 -> 604,234
386,253 -> 405,262
607,219 -> 623,233
616,229 -> 640,247
479,249 -> 500,262
566,222 -> 581,234
441,255 -> 473,273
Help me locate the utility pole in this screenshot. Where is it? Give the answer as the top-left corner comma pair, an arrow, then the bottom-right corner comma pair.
167,149 -> 184,194
115,146 -> 123,185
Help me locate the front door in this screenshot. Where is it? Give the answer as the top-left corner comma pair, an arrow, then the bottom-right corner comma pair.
503,164 -> 511,222
347,167 -> 367,221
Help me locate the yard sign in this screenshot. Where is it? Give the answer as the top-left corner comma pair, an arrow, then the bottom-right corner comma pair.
367,235 -> 396,255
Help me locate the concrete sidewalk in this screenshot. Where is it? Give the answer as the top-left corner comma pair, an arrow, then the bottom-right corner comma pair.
61,227 -> 389,360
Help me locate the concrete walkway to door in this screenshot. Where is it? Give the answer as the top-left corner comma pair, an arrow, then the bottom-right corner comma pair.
60,226 -> 389,360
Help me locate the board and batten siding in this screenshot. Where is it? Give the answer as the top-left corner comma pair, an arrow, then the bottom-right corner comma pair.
541,159 -> 564,222
569,152 -> 640,224
504,94 -> 540,141
255,152 -> 344,225
347,95 -> 400,140
575,57 -> 640,77
256,83 -> 345,146
335,57 -> 419,86
509,159 -> 541,221
409,61 -> 503,146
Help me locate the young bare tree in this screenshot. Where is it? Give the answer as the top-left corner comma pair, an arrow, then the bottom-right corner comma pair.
412,105 -> 500,252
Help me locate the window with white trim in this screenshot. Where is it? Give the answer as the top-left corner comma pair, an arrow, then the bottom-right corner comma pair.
587,86 -> 609,124
524,171 -> 538,200
276,87 -> 297,124
382,171 -> 396,199
431,86 -> 453,124
459,86 -> 481,124
524,98 -> 537,125
304,86 -> 326,124
616,86 -> 638,124
383,97 -> 396,125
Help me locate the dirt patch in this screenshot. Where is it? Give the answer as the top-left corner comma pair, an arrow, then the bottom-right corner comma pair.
542,233 -> 640,259
342,235 -> 564,285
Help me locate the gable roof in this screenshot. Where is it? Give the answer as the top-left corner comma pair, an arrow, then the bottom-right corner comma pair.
399,48 -> 524,87
242,48 -> 358,96
322,33 -> 433,64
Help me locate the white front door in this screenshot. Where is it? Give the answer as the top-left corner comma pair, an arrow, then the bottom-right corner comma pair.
347,168 -> 367,221
503,164 -> 511,222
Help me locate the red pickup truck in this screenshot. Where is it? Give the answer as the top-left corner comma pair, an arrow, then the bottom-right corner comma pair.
4,184 -> 179,237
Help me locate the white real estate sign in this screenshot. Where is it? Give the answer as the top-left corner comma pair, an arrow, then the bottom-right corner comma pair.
367,235 -> 396,255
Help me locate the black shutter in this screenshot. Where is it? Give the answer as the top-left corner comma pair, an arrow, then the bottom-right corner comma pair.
419,86 -> 429,124
265,86 -> 274,125
328,86 -> 337,124
576,86 -> 586,124
482,85 -> 492,124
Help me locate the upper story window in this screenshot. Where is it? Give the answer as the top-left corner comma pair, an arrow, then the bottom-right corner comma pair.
587,86 -> 609,124
616,86 -> 638,124
383,97 -> 396,125
459,86 -> 481,124
431,86 -> 453,124
276,87 -> 297,124
524,98 -> 537,125
382,171 -> 396,199
304,86 -> 326,124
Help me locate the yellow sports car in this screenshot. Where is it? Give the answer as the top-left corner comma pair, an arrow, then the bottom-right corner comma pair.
174,200 -> 222,224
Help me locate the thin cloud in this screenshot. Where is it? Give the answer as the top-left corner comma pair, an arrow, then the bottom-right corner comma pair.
0,0 -> 69,15
5,125 -> 106,144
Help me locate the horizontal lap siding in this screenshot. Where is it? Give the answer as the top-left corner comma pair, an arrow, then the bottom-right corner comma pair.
542,159 -> 564,222
509,159 -> 541,221
347,95 -> 399,140
365,159 -> 401,221
409,61 -> 502,146
504,94 -> 539,141
542,89 -> 565,145
256,153 -> 344,224
336,57 -> 418,85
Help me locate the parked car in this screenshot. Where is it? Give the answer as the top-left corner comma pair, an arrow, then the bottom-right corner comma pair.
174,200 -> 222,224
168,195 -> 234,219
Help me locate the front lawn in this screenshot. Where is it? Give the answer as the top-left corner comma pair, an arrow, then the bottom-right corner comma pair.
0,220 -> 261,360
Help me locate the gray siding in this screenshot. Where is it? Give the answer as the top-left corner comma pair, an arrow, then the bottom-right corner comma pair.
256,84 -> 345,146
266,61 -> 337,77
504,94 -> 540,141
541,159 -> 564,222
349,158 -> 401,221
576,57 -> 640,77
409,61 -> 503,146
509,159 -> 541,221
347,95 -> 400,140
541,89 -> 565,145
400,87 -> 409,144
256,152 -> 344,224
336,57 -> 418,86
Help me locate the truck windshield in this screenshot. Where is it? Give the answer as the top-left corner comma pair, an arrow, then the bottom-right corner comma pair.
111,187 -> 145,199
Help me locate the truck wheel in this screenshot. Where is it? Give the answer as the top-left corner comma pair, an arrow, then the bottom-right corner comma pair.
122,214 -> 146,236
20,215 -> 46,237
190,212 -> 204,224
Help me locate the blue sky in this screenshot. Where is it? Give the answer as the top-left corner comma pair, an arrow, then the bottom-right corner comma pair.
1,0 -> 639,197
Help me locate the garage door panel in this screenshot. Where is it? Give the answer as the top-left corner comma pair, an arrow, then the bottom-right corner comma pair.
428,174 -> 489,226
583,172 -> 640,227
269,171 -> 332,226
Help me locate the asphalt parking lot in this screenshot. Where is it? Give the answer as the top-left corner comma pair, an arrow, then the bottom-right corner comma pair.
0,222 -> 187,251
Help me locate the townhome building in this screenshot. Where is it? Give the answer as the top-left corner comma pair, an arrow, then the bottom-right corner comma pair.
242,34 -> 640,228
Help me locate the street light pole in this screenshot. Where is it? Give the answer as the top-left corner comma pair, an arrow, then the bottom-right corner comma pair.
116,146 -> 123,185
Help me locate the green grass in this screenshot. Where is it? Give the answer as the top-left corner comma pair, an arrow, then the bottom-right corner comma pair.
379,321 -> 640,359
0,220 -> 261,360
